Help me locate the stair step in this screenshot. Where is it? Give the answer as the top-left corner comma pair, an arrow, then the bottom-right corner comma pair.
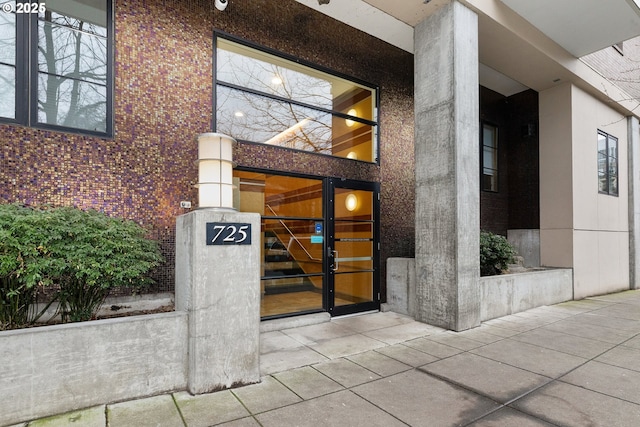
264,261 -> 297,270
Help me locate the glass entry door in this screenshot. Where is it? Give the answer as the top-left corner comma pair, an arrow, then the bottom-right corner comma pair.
234,171 -> 379,319
328,179 -> 380,316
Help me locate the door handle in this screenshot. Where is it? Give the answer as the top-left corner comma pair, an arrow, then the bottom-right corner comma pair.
332,250 -> 339,272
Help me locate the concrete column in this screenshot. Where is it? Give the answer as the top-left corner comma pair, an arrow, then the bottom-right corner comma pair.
414,1 -> 480,331
175,210 -> 261,394
629,116 -> 640,290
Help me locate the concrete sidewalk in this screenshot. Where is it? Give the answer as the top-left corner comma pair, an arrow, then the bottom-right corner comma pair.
15,290 -> 640,427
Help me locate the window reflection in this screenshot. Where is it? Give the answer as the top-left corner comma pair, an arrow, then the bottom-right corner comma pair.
216,37 -> 378,162
0,2 -> 16,119
38,3 -> 108,132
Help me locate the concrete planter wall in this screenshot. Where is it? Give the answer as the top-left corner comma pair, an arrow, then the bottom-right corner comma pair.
479,268 -> 573,320
0,312 -> 188,426
386,258 -> 573,321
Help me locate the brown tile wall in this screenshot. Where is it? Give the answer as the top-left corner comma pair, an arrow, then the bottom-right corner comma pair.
0,0 -> 415,299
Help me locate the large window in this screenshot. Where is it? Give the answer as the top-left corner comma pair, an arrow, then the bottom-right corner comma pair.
598,130 -> 618,196
214,35 -> 379,163
0,0 -> 112,136
481,122 -> 498,192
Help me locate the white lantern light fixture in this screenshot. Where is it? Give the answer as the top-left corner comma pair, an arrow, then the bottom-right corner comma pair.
196,133 -> 237,209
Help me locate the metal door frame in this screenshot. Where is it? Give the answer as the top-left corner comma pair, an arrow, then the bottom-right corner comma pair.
326,178 -> 381,317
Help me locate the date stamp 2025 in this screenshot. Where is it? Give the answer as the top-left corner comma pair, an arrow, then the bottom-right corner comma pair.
2,2 -> 46,13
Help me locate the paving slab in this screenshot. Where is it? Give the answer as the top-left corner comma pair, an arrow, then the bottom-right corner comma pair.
476,318 -> 535,333
255,390 -> 407,427
589,303 -> 640,321
362,321 -> 441,344
273,366 -> 343,399
312,357 -> 381,388
420,353 -> 550,403
260,331 -> 305,354
307,333 -> 386,359
403,337 -> 463,358
509,328 -> 616,358
539,318 -> 638,344
474,323 -> 522,338
497,314 -> 556,328
280,322 -> 355,345
559,360 -> 640,404
216,417 -> 260,426
588,290 -> 640,303
470,338 -> 588,378
624,333 -> 640,349
332,311 -> 414,333
230,376 -> 301,415
173,390 -> 249,427
553,299 -> 614,312
346,349 -> 412,377
509,307 -> 571,321
375,343 -> 440,367
259,345 -> 328,375
568,312 -> 640,331
594,345 -> 640,372
353,369 -> 500,426
453,327 -> 507,344
27,406 -> 105,427
421,331 -> 487,351
107,395 -> 183,427
512,381 -> 640,427
468,407 -> 555,426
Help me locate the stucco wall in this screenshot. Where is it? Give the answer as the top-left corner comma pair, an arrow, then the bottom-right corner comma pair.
540,83 -> 630,298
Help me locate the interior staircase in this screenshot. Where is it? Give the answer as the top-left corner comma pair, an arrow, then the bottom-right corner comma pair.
262,231 -> 319,295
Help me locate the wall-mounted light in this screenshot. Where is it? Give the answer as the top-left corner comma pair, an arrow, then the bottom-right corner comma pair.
345,108 -> 357,127
196,133 -> 237,209
346,151 -> 358,160
345,193 -> 358,212
214,0 -> 228,11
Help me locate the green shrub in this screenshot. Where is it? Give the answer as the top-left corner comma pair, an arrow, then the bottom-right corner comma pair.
0,204 -> 164,328
0,204 -> 59,329
480,231 -> 517,276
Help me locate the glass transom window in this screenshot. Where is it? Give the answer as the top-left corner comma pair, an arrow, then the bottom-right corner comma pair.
215,36 -> 379,163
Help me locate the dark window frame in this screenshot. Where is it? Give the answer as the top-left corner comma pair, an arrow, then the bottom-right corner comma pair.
213,31 -> 381,164
481,121 -> 499,192
598,130 -> 619,196
0,0 -> 114,137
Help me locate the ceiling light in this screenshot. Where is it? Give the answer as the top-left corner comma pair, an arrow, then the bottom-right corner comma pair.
345,108 -> 357,127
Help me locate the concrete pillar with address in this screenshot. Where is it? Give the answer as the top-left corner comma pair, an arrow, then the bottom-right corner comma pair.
175,209 -> 261,394
414,0 -> 480,331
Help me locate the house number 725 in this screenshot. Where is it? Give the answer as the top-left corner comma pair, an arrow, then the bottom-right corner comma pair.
206,223 -> 252,245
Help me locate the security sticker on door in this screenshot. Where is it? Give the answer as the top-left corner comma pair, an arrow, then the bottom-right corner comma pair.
206,223 -> 252,245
